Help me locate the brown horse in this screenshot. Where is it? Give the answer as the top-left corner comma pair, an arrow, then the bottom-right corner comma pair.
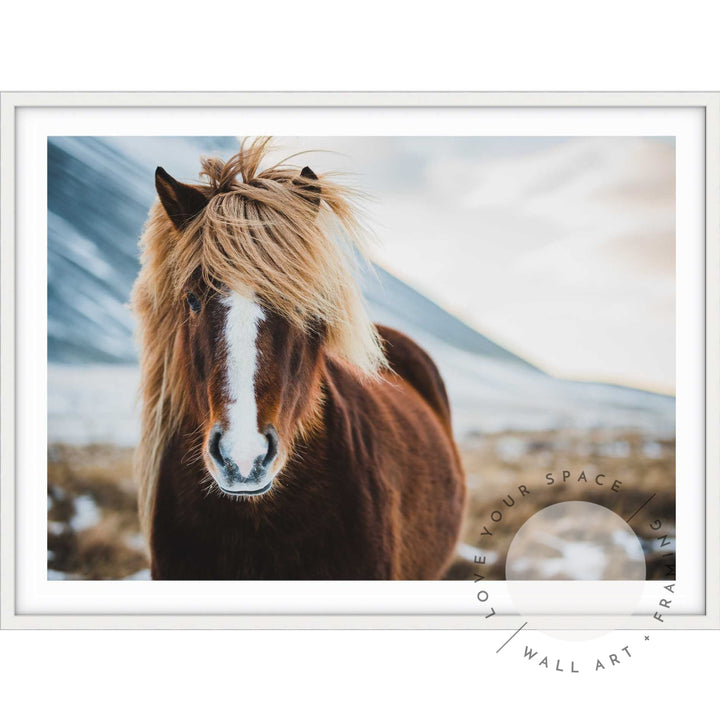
132,138 -> 465,579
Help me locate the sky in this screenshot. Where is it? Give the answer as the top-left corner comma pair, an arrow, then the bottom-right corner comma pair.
255,137 -> 675,394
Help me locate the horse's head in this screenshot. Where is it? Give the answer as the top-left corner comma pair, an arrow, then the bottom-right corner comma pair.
154,165 -> 327,496
134,141 -> 385,517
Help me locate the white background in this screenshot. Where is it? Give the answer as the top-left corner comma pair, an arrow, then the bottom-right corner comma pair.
2,1 -> 719,718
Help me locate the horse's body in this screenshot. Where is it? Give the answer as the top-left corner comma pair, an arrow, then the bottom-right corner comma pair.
151,325 -> 464,579
133,139 -> 466,580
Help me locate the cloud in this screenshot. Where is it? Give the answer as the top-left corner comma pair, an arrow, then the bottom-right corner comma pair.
271,136 -> 676,393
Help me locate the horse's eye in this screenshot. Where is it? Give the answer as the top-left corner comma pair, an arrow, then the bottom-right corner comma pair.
186,292 -> 201,313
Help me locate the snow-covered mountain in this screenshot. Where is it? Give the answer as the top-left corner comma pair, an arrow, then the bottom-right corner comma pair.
47,137 -> 674,445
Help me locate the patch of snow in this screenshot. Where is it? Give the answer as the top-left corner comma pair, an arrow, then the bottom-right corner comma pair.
70,495 -> 101,532
123,568 -> 151,581
49,364 -> 140,446
612,529 -> 646,561
643,440 -> 663,458
516,532 -> 608,581
125,533 -> 148,553
495,436 -> 527,462
47,569 -> 71,580
598,440 -> 631,457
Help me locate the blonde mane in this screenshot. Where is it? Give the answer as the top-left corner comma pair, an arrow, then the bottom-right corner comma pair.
132,138 -> 385,537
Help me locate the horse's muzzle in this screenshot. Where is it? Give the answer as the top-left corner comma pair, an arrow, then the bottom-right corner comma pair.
207,424 -> 279,496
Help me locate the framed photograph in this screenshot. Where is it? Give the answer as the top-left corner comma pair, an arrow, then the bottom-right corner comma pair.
1,92 -> 718,629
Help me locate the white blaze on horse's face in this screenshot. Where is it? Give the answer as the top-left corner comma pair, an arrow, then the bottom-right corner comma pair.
206,291 -> 276,495
222,291 -> 265,472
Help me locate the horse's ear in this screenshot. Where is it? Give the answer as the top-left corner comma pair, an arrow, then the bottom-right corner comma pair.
155,167 -> 208,231
293,166 -> 321,213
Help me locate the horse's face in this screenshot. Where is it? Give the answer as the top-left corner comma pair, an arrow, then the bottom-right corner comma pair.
154,161 -> 327,498
182,283 -> 324,498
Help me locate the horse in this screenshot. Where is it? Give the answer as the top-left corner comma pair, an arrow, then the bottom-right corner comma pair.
132,138 -> 466,580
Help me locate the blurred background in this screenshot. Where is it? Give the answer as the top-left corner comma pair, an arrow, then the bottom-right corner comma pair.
47,136 -> 676,580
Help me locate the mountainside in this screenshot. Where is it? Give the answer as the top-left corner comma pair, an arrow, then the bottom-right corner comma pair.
47,136 -> 674,444
48,136 -> 534,368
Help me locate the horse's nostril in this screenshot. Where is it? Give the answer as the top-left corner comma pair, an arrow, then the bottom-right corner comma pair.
262,426 -> 279,468
208,428 -> 225,466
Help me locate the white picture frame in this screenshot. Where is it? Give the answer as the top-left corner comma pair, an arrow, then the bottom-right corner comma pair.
1,92 -> 718,629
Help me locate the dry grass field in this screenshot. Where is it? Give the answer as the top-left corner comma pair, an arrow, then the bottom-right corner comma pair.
47,445 -> 147,580
47,428 -> 675,581
445,428 -> 675,581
